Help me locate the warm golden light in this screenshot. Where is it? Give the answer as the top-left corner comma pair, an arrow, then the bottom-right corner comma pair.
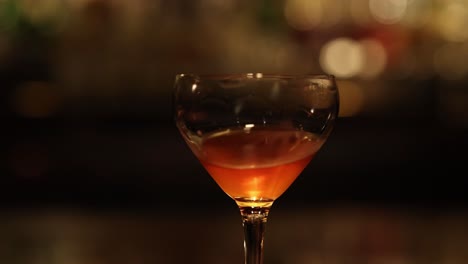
435,2 -> 468,42
320,38 -> 364,78
369,0 -> 408,24
358,38 -> 388,79
350,0 -> 374,26
244,124 -> 255,133
337,80 -> 365,117
19,0 -> 64,24
284,0 -> 322,31
400,0 -> 432,29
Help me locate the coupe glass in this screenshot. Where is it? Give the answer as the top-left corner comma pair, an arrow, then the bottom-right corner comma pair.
174,73 -> 339,264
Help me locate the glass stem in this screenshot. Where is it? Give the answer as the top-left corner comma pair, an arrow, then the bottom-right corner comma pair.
240,206 -> 270,264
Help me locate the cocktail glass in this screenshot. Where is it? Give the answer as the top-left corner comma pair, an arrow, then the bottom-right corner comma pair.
174,73 -> 339,264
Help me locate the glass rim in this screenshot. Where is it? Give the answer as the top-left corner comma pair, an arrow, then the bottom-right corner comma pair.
175,73 -> 335,80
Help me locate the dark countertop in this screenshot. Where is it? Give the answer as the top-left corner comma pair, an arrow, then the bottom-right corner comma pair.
1,206 -> 468,264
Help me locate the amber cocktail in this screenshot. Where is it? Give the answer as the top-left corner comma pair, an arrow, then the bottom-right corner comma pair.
174,73 -> 339,264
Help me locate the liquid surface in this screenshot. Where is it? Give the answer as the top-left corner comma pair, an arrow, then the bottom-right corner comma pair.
195,127 -> 324,202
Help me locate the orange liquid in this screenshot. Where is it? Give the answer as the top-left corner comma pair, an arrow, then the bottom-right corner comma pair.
197,128 -> 323,201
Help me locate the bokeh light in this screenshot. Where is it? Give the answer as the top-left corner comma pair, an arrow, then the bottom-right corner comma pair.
369,0 -> 408,25
284,0 -> 322,31
358,38 -> 387,79
400,0 -> 432,29
434,1 -> 468,42
320,38 -> 364,79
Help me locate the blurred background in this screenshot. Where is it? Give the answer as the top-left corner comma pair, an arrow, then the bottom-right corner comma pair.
0,0 -> 468,263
